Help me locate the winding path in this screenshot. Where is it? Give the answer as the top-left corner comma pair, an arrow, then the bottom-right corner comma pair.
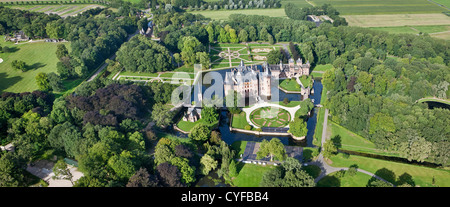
306,108 -> 395,186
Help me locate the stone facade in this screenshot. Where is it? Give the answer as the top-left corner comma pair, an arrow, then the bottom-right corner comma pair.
224,59 -> 311,102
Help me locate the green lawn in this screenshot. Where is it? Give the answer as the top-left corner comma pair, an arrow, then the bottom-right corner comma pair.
279,78 -> 301,92
369,25 -> 450,35
330,121 -> 398,157
231,111 -> 248,129
0,37 -> 71,93
231,140 -> 247,159
299,75 -> 313,88
316,170 -> 374,187
232,162 -> 275,187
176,118 -> 219,132
328,153 -> 450,187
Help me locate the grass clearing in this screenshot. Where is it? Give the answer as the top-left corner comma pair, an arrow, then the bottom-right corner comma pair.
0,36 -> 70,93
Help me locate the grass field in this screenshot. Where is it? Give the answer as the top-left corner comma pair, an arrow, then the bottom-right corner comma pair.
232,162 -> 275,187
190,8 -> 287,20
329,153 -> 450,187
279,78 -> 301,92
231,111 -> 248,129
0,37 -> 70,93
330,122 -> 399,156
316,170 -> 374,187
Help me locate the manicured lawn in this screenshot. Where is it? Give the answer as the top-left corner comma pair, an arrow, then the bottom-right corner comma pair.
231,111 -> 248,129
279,78 -> 301,92
231,140 -> 247,159
0,37 -> 71,93
232,162 -> 275,187
316,170 -> 374,187
328,153 -> 450,187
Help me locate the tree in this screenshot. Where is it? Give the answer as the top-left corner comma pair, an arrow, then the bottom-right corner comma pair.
151,103 -> 174,128
229,28 -> 238,43
52,159 -> 74,185
179,36 -> 203,66
201,106 -> 218,124
288,117 -> 307,137
189,123 -> 210,142
200,154 -> 218,175
323,139 -> 337,159
11,60 -> 26,72
398,136 -> 432,163
46,72 -> 64,93
156,162 -> 184,187
35,72 -> 50,91
107,152 -> 137,181
238,29 -> 248,42
228,159 -> 238,178
56,44 -> 69,59
196,51 -> 210,69
126,168 -> 159,187
256,138 -> 286,161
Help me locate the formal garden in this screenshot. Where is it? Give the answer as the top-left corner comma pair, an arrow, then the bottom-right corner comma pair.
250,106 -> 290,128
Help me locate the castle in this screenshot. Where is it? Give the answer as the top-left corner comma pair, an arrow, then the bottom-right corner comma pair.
224,58 -> 311,103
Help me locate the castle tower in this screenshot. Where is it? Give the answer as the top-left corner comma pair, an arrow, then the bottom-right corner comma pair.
296,58 -> 303,67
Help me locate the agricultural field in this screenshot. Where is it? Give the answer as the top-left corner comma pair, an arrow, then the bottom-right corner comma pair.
344,13 -> 450,40
5,4 -> 104,17
0,36 -> 70,93
343,13 -> 450,27
307,0 -> 447,15
369,25 -> 450,40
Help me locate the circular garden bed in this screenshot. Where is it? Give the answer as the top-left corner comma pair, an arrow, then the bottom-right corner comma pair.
250,107 -> 291,128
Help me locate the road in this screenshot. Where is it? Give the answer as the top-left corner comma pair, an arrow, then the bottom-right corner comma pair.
87,29 -> 139,82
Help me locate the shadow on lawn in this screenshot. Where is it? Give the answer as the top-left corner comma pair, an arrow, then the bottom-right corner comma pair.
27,62 -> 46,70
0,72 -> 23,93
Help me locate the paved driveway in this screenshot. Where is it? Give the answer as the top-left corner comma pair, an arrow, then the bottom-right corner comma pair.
26,160 -> 83,187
